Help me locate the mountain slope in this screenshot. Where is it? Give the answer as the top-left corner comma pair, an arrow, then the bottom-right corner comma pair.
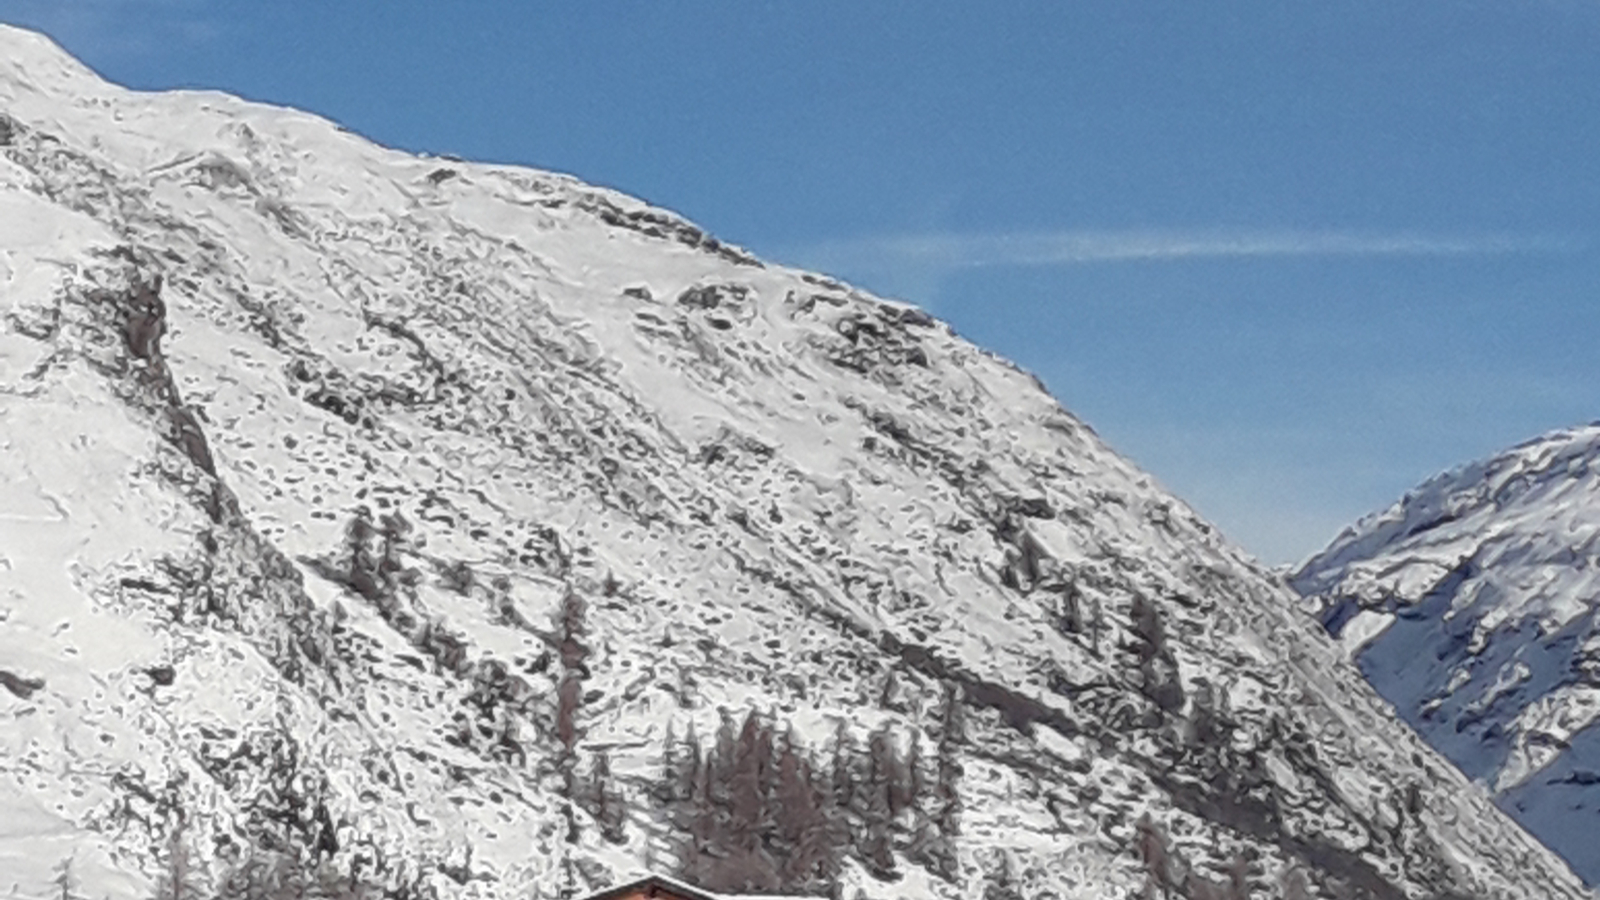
0,23 -> 1588,900
1293,424 -> 1600,887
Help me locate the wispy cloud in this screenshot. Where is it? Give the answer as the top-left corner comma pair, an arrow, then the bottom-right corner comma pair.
800,228 -> 1576,270
781,227 -> 1580,308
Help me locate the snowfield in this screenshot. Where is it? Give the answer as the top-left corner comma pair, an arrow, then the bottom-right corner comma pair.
1295,423 -> 1600,887
0,22 -> 1590,900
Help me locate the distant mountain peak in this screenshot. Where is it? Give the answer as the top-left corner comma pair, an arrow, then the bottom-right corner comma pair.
1293,423 -> 1600,886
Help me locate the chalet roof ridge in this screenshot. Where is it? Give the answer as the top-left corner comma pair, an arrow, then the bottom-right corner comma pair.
573,872 -> 826,900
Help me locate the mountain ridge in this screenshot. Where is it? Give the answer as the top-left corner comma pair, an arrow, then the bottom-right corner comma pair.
1293,422 -> 1600,887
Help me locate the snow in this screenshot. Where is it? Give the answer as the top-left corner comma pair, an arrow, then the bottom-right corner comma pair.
0,19 -> 1591,900
1336,609 -> 1395,656
1294,422 -> 1600,885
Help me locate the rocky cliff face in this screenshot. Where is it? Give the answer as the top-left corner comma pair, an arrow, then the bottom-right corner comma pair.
1293,424 -> 1600,888
0,23 -> 1588,900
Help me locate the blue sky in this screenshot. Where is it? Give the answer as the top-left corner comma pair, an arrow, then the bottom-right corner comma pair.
7,1 -> 1599,563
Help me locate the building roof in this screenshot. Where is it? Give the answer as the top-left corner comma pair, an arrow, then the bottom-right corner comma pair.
575,873 -> 819,900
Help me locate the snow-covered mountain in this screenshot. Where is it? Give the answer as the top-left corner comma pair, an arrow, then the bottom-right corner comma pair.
0,22 -> 1588,900
1293,424 -> 1600,887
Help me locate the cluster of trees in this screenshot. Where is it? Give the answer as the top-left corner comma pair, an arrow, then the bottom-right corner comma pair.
340,509 -> 421,621
150,849 -> 394,900
655,691 -> 964,895
1135,814 -> 1327,900
105,815 -> 411,900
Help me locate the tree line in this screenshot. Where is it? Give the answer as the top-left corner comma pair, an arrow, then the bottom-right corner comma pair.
653,692 -> 964,896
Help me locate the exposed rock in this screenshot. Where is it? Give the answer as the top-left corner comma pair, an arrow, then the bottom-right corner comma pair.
0,669 -> 45,699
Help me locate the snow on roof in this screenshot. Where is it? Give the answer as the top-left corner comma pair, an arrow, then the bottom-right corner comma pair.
576,872 -> 824,900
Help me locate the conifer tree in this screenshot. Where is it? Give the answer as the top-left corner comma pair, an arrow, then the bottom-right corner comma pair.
862,724 -> 900,876
677,721 -> 703,816
658,710 -> 936,893
711,709 -> 738,815
52,857 -> 76,900
1135,813 -> 1176,899
729,711 -> 774,847
1130,595 -> 1184,714
656,721 -> 681,806
773,728 -> 841,891
1225,853 -> 1250,900
552,590 -> 590,845
590,750 -> 627,844
376,512 -> 413,586
902,729 -> 940,870
829,720 -> 864,851
900,730 -> 925,822
153,815 -> 204,900
343,507 -> 380,602
923,687 -> 964,882
678,760 -> 714,883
